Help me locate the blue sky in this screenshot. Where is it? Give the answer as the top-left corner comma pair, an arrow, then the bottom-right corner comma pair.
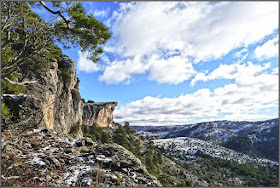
32,1 -> 279,126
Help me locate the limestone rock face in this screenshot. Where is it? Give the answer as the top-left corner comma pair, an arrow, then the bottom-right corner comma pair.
2,55 -> 83,134
51,55 -> 84,133
82,102 -> 118,127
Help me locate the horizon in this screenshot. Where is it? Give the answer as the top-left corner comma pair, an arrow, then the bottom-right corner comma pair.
129,117 -> 279,127
32,1 -> 279,126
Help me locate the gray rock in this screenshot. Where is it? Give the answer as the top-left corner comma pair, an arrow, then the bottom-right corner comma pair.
82,102 -> 118,127
84,137 -> 95,146
3,55 -> 83,135
48,154 -> 60,167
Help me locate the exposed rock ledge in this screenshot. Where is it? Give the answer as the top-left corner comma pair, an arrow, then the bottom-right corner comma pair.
2,55 -> 118,134
83,102 -> 118,127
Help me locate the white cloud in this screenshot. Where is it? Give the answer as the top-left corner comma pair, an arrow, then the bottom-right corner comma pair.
92,9 -> 109,18
148,55 -> 196,84
99,56 -> 148,84
272,67 -> 278,75
224,113 -> 274,121
100,54 -> 197,84
77,51 -> 100,72
114,62 -> 278,126
234,48 -> 247,58
190,62 -> 270,86
108,1 -> 278,61
100,1 -> 278,84
254,35 -> 279,60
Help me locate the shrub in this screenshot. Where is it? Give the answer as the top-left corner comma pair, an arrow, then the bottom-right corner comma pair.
82,124 -> 110,144
101,132 -> 109,144
68,124 -> 81,135
1,101 -> 11,119
59,68 -> 71,83
1,79 -> 27,95
113,124 -> 129,148
158,173 -> 174,186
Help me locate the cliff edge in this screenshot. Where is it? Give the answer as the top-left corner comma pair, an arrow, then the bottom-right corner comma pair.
2,55 -> 117,134
83,102 -> 118,127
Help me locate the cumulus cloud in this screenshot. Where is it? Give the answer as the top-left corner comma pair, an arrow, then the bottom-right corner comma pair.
190,62 -> 270,86
234,48 -> 248,58
100,55 -> 197,84
254,35 -> 279,60
77,51 -> 100,72
114,62 -> 278,126
99,1 -> 278,84
148,55 -> 196,84
272,67 -> 278,75
99,56 -> 148,84
109,1 -> 278,59
92,9 -> 109,18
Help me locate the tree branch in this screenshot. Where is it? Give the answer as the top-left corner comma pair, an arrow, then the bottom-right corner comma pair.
39,1 -> 73,31
4,77 -> 38,86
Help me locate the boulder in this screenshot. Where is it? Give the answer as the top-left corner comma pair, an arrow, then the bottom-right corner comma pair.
84,137 -> 95,146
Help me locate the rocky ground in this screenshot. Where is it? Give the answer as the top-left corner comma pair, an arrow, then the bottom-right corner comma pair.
1,128 -> 161,187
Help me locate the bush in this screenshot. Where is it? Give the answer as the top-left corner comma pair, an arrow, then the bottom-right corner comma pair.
82,124 -> 110,144
101,132 -> 109,144
113,124 -> 129,148
59,68 -> 71,83
158,173 -> 174,186
1,79 -> 27,95
68,124 -> 81,135
1,101 -> 11,119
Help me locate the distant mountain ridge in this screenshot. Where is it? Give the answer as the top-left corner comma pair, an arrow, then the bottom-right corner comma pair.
131,118 -> 279,161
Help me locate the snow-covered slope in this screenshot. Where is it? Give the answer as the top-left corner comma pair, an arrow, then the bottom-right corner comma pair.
132,118 -> 279,162
153,137 -> 278,166
132,118 -> 278,143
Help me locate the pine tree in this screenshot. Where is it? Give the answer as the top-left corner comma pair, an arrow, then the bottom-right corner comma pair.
1,1 -> 111,89
101,132 -> 109,144
113,124 -> 129,148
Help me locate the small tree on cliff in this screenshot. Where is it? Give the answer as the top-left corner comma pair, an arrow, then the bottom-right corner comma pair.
113,124 -> 129,149
124,121 -> 136,134
37,1 -> 111,62
101,131 -> 109,144
1,1 -> 111,89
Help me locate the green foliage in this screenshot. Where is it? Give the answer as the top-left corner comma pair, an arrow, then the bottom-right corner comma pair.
59,68 -> 71,83
123,121 -> 136,134
223,135 -> 253,153
68,124 -> 81,135
1,2 -> 62,85
101,132 -> 109,144
113,124 -> 129,148
1,101 -> 11,119
2,1 -> 109,88
49,1 -> 111,62
82,124 -> 109,144
1,79 -> 27,95
223,128 -> 279,161
145,151 -> 156,175
158,173 -> 174,187
177,153 -> 279,187
176,181 -> 186,187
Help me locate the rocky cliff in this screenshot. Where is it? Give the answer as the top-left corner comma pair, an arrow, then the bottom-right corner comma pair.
2,55 -> 118,134
83,102 -> 118,127
1,55 -> 162,187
